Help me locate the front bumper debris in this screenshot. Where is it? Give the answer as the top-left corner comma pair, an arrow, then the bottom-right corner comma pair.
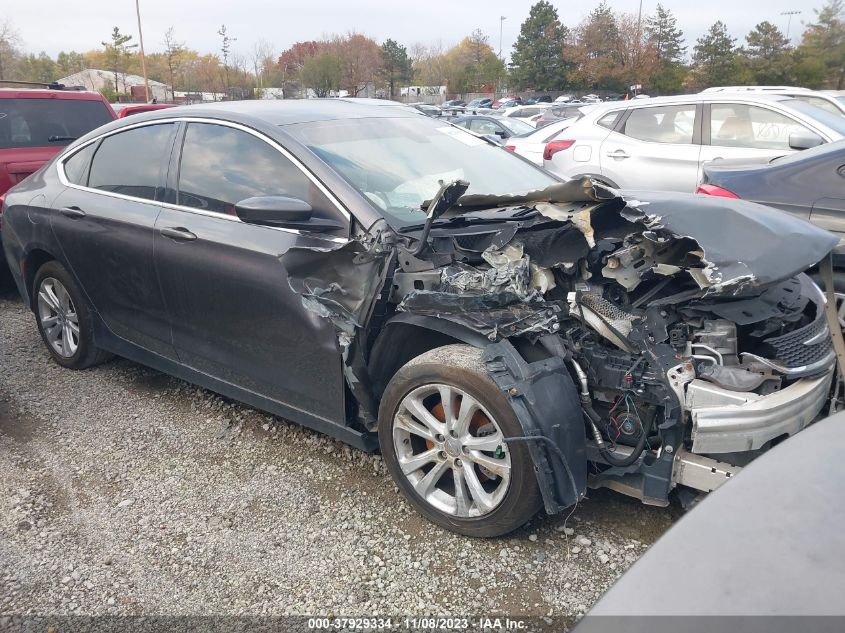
688,371 -> 833,454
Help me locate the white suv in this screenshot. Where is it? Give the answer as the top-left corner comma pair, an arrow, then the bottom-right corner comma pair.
543,93 -> 845,192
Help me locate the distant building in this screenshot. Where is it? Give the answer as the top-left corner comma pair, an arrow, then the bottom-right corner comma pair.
56,69 -> 170,102
400,85 -> 447,97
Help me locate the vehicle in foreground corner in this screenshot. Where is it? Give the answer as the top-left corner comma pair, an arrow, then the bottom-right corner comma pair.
575,411 -> 845,632
544,92 -> 845,192
1,100 -> 838,537
698,139 -> 845,286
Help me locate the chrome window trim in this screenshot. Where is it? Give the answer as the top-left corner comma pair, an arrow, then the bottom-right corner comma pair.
55,116 -> 353,229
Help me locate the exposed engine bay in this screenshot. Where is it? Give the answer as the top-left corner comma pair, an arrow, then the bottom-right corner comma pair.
283,178 -> 840,510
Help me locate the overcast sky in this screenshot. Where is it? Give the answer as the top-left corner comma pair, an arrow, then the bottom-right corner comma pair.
10,0 -> 819,63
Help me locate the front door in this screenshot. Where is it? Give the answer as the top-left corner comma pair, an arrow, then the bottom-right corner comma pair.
155,121 -> 350,424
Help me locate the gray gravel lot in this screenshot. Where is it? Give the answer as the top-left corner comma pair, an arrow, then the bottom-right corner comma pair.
0,290 -> 677,620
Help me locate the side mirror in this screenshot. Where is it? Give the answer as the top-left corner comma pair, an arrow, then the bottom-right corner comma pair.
495,129 -> 507,138
235,196 -> 312,226
789,130 -> 823,150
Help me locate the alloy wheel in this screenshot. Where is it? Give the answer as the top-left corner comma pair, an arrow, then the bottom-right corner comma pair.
392,384 -> 511,518
37,277 -> 80,358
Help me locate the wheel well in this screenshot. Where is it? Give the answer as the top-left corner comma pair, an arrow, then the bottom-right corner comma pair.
23,249 -> 55,309
368,323 -> 464,401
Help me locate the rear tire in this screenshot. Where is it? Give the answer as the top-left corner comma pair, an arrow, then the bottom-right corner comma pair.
32,261 -> 111,369
378,344 -> 542,537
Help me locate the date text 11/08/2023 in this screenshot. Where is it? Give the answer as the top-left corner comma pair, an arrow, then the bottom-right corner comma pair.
307,617 -> 530,630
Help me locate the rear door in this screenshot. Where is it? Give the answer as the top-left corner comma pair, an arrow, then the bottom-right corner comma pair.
598,102 -> 701,191
50,122 -> 178,358
154,120 -> 349,424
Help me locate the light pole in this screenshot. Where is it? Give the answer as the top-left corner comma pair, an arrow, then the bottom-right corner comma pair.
135,0 -> 151,102
781,10 -> 802,44
499,16 -> 506,59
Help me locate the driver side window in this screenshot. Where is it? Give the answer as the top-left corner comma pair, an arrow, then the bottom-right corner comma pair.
177,122 -> 338,219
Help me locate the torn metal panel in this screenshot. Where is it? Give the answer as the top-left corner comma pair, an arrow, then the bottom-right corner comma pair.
281,235 -> 392,425
617,191 -> 839,293
398,290 -> 564,340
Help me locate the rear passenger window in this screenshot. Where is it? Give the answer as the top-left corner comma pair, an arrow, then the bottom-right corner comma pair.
63,142 -> 97,186
597,111 -> 622,130
622,105 -> 696,143
88,123 -> 175,200
177,122 -> 337,218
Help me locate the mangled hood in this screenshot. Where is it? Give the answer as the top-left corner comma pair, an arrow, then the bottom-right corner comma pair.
615,190 -> 838,292
446,178 -> 838,295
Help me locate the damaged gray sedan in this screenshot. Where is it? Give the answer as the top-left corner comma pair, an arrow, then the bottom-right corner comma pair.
2,100 -> 839,536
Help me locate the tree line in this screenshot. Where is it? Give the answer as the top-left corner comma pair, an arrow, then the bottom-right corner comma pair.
0,0 -> 842,101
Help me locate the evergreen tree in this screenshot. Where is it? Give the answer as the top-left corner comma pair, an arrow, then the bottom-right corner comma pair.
381,39 -> 411,99
692,21 -> 738,89
645,4 -> 687,93
101,27 -> 134,93
509,0 -> 570,90
744,21 -> 793,84
798,0 -> 845,88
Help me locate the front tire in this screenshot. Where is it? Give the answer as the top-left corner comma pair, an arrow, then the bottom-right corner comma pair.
33,261 -> 111,369
378,345 -> 542,537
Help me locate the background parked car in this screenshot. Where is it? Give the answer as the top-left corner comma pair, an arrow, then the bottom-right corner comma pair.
410,103 -> 442,117
699,139 -> 845,285
442,99 -> 465,108
0,83 -> 115,200
544,93 -> 845,191
522,95 -> 552,105
112,103 -> 176,118
466,97 -> 492,109
492,95 -> 522,109
504,117 -> 582,164
450,114 -> 535,140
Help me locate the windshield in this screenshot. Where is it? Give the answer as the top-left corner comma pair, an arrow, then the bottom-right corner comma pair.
498,118 -> 535,134
783,98 -> 845,136
0,98 -> 113,149
287,116 -> 558,226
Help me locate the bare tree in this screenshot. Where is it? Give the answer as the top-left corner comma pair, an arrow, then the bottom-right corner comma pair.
217,24 -> 236,93
0,19 -> 22,80
251,39 -> 275,95
163,26 -> 184,100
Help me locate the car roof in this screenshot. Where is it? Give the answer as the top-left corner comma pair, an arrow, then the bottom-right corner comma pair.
118,98 -> 422,127
0,87 -> 108,101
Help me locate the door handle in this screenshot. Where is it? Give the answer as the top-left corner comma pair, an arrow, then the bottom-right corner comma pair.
606,150 -> 630,159
160,226 -> 197,241
59,206 -> 86,219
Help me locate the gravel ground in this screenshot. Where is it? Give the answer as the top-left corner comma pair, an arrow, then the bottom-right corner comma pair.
0,289 -> 678,622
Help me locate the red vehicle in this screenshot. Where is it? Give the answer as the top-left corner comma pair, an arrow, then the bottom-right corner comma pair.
0,82 -> 115,280
0,82 -> 115,200
112,103 -> 176,118
491,95 -> 522,109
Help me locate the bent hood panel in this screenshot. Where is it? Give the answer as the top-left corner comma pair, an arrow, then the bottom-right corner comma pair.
617,190 -> 839,291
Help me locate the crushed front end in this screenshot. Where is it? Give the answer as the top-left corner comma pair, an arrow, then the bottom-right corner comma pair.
388,180 -> 839,507
286,178 -> 839,510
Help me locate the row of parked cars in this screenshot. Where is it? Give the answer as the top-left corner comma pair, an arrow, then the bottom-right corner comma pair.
1,82 -> 842,539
